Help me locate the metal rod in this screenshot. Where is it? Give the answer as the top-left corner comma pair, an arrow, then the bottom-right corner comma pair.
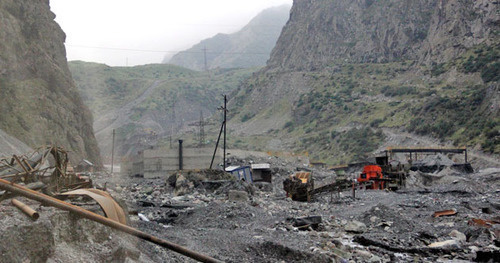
11,198 -> 39,220
13,155 -> 29,175
0,179 -> 222,263
178,140 -> 183,170
209,121 -> 224,169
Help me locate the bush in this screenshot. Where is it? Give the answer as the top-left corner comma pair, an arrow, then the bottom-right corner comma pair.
241,113 -> 254,122
431,63 -> 447,76
370,119 -> 384,128
481,62 -> 500,82
381,85 -> 418,97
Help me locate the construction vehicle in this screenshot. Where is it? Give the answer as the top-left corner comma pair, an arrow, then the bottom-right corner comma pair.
283,171 -> 314,201
283,170 -> 354,202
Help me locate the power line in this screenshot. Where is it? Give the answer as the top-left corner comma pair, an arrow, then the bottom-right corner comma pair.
65,44 -> 272,55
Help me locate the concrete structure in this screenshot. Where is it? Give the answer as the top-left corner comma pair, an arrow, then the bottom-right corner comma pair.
251,163 -> 272,183
121,145 -> 223,179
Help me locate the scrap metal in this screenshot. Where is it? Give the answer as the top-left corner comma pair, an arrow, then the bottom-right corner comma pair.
0,146 -> 92,195
59,188 -> 127,224
433,209 -> 457,218
11,198 -> 39,220
468,218 -> 500,228
0,178 -> 223,263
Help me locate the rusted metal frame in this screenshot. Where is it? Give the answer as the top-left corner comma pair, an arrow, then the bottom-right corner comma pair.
11,198 -> 39,220
0,179 -> 223,263
13,155 -> 32,183
23,159 -> 35,173
13,155 -> 29,174
0,161 -> 24,176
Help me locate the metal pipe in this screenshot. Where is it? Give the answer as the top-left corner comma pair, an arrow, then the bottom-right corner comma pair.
11,198 -> 39,220
178,140 -> 183,170
0,178 -> 222,263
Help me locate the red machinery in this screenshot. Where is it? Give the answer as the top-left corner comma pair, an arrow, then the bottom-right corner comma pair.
357,165 -> 385,190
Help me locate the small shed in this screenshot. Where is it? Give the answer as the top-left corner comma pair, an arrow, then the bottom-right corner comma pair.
225,166 -> 252,182
75,159 -> 94,173
251,163 -> 272,183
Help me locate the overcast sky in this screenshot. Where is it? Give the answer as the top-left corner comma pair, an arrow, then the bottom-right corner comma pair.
50,0 -> 292,66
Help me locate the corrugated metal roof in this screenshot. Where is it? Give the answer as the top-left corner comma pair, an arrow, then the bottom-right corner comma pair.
225,166 -> 240,172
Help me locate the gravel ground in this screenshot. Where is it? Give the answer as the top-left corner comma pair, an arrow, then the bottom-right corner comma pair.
99,158 -> 500,263
0,152 -> 497,263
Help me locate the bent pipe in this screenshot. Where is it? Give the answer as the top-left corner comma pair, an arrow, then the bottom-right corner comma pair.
0,178 -> 222,263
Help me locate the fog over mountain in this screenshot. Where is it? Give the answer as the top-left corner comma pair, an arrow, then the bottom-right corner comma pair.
166,4 -> 291,70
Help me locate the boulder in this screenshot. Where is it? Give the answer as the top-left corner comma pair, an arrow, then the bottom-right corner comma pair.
345,220 -> 367,233
428,240 -> 459,249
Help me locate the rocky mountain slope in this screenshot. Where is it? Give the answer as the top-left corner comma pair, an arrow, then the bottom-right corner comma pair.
0,0 -> 101,165
166,4 -> 291,71
228,0 -> 499,164
70,61 -> 257,159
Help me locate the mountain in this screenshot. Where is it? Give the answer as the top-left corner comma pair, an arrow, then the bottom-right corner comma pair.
0,0 -> 101,165
228,0 -> 499,164
166,4 -> 291,71
69,61 -> 257,158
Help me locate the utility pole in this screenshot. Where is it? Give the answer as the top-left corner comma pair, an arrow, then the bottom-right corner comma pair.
209,95 -> 228,171
188,111 -> 210,147
200,111 -> 205,146
202,46 -> 208,72
223,95 -> 227,171
111,129 -> 115,174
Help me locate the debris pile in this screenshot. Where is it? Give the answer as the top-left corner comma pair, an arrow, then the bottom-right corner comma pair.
0,147 -> 498,262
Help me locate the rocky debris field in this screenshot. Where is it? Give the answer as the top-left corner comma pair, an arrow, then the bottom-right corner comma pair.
0,152 -> 498,263
98,155 -> 500,263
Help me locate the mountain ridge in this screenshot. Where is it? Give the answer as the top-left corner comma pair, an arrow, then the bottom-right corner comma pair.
227,0 -> 499,164
166,4 -> 291,70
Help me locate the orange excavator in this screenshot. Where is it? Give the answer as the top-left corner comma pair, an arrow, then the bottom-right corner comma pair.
357,165 -> 386,190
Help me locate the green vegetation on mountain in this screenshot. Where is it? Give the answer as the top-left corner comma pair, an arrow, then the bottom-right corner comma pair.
69,61 -> 258,156
227,0 -> 499,164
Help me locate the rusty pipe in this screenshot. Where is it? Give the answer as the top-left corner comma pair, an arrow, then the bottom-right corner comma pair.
11,198 -> 40,220
0,178 -> 222,263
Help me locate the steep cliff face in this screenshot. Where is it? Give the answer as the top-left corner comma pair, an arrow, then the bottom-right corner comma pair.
267,0 -> 498,71
229,0 -> 499,163
0,0 -> 101,165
